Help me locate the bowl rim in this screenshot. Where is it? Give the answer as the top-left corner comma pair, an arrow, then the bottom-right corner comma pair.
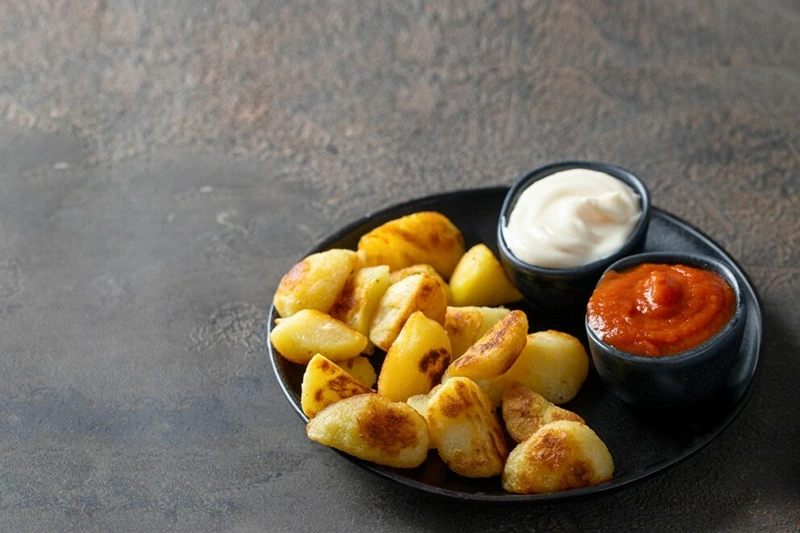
584,251 -> 746,365
497,160 -> 652,276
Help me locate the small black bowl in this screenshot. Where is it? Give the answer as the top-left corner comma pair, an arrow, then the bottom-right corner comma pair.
585,252 -> 747,410
497,161 -> 651,309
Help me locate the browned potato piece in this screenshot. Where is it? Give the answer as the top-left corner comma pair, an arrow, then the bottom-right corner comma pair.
368,273 -> 448,352
337,356 -> 377,388
406,393 -> 429,418
471,376 -> 508,407
502,420 -> 614,494
426,377 -> 509,478
407,384 -> 441,449
390,264 -> 452,304
448,244 -> 523,307
444,306 -> 511,360
357,211 -> 465,279
444,307 -> 482,360
274,249 -> 358,318
330,265 -> 391,340
501,382 -> 584,443
269,309 -> 368,365
406,384 -> 441,419
502,330 -> 589,405
447,310 -> 528,381
390,264 -> 446,286
377,311 -> 451,402
306,393 -> 430,469
301,354 -> 373,418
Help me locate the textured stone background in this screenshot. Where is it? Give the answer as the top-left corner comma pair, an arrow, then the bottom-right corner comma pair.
1,1 -> 799,531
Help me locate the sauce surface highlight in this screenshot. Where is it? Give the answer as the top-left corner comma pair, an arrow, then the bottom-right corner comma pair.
503,168 -> 641,269
587,263 -> 736,357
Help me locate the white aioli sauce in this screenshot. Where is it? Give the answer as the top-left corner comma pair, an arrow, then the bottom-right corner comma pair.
503,168 -> 641,268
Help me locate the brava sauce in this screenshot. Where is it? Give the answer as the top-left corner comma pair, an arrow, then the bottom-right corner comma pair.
587,263 -> 736,357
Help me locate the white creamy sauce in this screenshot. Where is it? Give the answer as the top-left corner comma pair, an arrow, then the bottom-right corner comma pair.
503,168 -> 641,268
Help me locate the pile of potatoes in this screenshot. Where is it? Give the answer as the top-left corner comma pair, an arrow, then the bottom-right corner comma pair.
270,211 -> 614,494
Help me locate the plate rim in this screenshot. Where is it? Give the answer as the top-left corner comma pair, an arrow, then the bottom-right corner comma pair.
267,186 -> 763,502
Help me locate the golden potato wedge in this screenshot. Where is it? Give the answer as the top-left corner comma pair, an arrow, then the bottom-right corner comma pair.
448,244 -> 523,307
336,356 -> 377,388
368,273 -> 448,352
273,249 -> 358,318
390,264 -> 452,304
502,330 -> 590,405
357,211 -> 465,279
447,310 -> 528,381
377,311 -> 451,402
501,382 -> 584,443
473,307 -> 516,340
444,306 -> 511,360
269,309 -> 368,365
389,264 -> 445,286
407,385 -> 441,449
406,393 -> 429,418
301,354 -> 374,418
330,265 -> 391,341
406,384 -> 441,419
426,377 -> 509,478
444,307 -> 483,360
502,420 -> 614,494
306,393 -> 430,469
471,376 -> 508,407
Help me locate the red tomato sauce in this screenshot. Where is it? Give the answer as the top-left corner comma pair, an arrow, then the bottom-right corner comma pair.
587,263 -> 736,357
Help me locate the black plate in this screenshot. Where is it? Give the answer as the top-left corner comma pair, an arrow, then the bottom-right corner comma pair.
268,187 -> 762,502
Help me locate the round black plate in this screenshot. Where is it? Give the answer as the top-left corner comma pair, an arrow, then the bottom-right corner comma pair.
268,187 -> 762,502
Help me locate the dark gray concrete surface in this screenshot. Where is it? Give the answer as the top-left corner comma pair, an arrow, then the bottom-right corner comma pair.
1,1 -> 799,531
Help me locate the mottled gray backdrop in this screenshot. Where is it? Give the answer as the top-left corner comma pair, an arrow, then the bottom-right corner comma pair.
0,1 -> 798,531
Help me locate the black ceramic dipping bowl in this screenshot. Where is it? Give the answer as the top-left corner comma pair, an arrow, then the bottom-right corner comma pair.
497,161 -> 651,309
585,252 -> 748,410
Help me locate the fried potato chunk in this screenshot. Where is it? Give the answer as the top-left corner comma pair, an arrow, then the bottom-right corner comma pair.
502,420 -> 614,494
390,264 -> 452,304
330,265 -> 391,341
478,330 -> 590,406
336,356 -> 377,389
426,377 -> 509,478
444,307 -> 482,360
357,211 -> 465,280
447,310 -> 528,381
269,309 -> 368,365
448,244 -> 523,307
470,376 -> 508,407
407,384 -> 441,449
502,330 -> 589,405
368,273 -> 448,352
306,393 -> 430,469
274,249 -> 358,318
406,384 -> 441,419
501,382 -> 584,443
444,306 -> 511,360
377,311 -> 451,402
301,354 -> 374,418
